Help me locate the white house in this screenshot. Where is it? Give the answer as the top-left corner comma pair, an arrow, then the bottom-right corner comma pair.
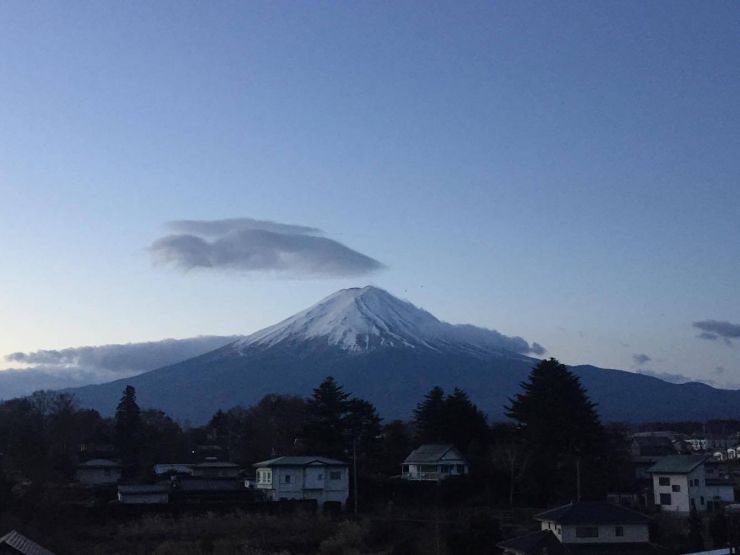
534,502 -> 652,546
401,444 -> 469,481
117,484 -> 170,504
648,454 -> 714,513
253,456 -> 349,508
75,458 -> 122,486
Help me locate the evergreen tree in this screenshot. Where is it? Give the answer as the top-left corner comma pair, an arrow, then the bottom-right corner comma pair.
302,376 -> 351,458
115,385 -> 142,470
345,397 -> 383,467
413,386 -> 489,456
443,387 -> 490,453
505,358 -> 606,503
413,386 -> 446,443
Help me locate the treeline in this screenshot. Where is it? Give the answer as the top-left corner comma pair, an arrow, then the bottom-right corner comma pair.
1,358 -> 634,507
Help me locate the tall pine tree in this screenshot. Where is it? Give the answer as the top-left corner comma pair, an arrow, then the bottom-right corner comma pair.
302,376 -> 351,459
506,358 -> 606,503
115,385 -> 142,472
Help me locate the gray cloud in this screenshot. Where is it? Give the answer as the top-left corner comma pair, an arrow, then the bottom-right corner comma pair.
636,369 -> 701,385
150,218 -> 384,278
632,353 -> 651,366
4,336 -> 238,381
450,325 -> 546,356
693,320 -> 740,344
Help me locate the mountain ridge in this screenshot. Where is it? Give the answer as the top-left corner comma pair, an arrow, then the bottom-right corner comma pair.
63,286 -> 740,424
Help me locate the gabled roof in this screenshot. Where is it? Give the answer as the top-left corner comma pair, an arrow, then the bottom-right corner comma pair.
118,484 -> 170,494
535,502 -> 651,525
647,455 -> 709,474
0,530 -> 57,555
192,461 -> 239,468
77,458 -> 121,468
253,456 -> 347,468
496,530 -> 568,554
403,444 -> 466,464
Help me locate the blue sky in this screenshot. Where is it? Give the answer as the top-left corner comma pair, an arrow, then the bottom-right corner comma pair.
1,1 -> 739,385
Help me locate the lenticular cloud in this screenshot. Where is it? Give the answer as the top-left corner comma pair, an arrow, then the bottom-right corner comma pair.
150,217 -> 385,278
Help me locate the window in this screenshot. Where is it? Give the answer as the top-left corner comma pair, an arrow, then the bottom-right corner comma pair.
672,484 -> 681,492
330,471 -> 341,480
284,474 -> 291,484
658,477 -> 670,486
316,474 -> 323,481
439,465 -> 451,473
456,464 -> 466,473
575,527 -> 598,538
659,493 -> 672,505
615,526 -> 624,537
700,496 -> 705,505
402,465 -> 409,473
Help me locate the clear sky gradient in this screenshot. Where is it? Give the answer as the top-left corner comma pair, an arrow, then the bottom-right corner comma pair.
1,1 -> 738,385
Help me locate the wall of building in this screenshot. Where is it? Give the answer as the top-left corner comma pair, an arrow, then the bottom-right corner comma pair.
560,523 -> 649,544
653,466 -> 705,513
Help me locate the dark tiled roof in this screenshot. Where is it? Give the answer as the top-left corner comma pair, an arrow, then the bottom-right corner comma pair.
535,502 -> 651,525
118,484 -> 170,494
0,530 -> 57,555
192,462 -> 239,468
497,530 -> 568,554
647,455 -> 709,474
174,479 -> 243,491
403,444 -> 466,464
253,456 -> 347,467
77,458 -> 121,468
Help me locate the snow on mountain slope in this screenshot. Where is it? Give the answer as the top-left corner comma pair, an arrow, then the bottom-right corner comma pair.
235,286 -> 541,357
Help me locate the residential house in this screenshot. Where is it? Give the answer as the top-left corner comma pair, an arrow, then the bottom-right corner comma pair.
497,530 -> 568,555
75,458 -> 122,486
254,456 -> 349,508
0,529 -> 57,555
401,444 -> 468,481
650,455 -> 735,513
117,484 -> 170,505
648,454 -> 716,513
534,502 -> 659,554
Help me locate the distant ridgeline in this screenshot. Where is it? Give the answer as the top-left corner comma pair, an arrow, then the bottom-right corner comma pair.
57,287 -> 740,423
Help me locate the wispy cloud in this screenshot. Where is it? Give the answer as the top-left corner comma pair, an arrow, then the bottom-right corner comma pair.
632,353 -> 651,366
693,320 -> 740,345
150,218 -> 385,278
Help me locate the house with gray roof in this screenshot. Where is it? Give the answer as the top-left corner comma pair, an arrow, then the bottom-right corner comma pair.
253,456 -> 349,508
75,458 -> 122,486
401,444 -> 468,481
0,530 -> 56,555
497,530 -> 568,555
648,455 -> 711,513
534,502 -> 661,554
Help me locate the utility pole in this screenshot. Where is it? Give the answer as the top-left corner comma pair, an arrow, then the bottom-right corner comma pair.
353,436 -> 358,515
576,456 -> 582,502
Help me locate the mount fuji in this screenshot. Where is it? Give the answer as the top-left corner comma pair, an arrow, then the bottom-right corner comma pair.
69,286 -> 740,423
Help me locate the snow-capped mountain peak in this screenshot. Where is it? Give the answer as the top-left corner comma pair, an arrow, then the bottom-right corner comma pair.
235,286 -> 541,357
